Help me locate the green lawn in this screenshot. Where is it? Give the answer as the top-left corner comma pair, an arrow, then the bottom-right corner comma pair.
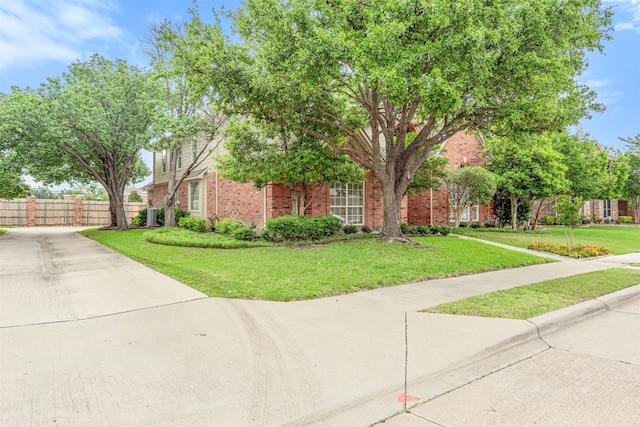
0,229 -> 6,236
81,229 -> 552,301
462,225 -> 640,255
424,268 -> 640,319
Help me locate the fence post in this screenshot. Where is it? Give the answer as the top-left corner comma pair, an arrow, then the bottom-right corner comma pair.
27,196 -> 37,227
74,197 -> 84,226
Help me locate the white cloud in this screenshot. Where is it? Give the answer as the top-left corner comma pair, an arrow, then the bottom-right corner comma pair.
604,0 -> 640,32
0,0 -> 123,71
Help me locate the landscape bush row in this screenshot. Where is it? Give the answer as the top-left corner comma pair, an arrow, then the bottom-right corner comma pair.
527,241 -> 610,258
544,214 -> 634,225
144,213 -> 380,245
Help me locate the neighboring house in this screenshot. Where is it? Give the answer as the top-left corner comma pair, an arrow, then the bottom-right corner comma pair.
146,131 -> 492,229
534,147 -> 633,224
536,197 -> 627,224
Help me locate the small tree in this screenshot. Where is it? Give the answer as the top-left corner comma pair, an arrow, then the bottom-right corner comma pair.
31,186 -> 62,200
446,166 -> 496,227
128,190 -> 143,203
217,121 -> 365,216
144,20 -> 227,227
485,133 -> 568,230
554,195 -> 584,251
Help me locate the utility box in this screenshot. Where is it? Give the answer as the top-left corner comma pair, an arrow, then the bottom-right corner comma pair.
147,208 -> 159,227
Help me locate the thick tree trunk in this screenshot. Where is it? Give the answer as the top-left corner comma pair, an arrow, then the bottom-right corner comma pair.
111,193 -> 129,231
163,149 -> 179,227
163,195 -> 176,227
108,203 -> 117,227
510,193 -> 519,230
380,179 -> 410,242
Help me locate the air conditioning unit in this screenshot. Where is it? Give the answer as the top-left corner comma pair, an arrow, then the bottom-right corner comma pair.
147,208 -> 160,227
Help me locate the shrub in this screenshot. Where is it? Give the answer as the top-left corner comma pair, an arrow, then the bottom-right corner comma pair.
400,223 -> 410,234
216,218 -> 246,235
435,225 -> 451,236
232,225 -> 256,241
484,221 -> 496,228
264,214 -> 342,241
619,216 -> 633,224
343,224 -> 358,234
403,225 -> 433,235
134,208 -> 148,226
178,216 -> 209,233
544,216 -> 556,225
155,208 -> 191,226
361,225 -> 372,234
459,222 -> 467,228
470,223 -> 481,229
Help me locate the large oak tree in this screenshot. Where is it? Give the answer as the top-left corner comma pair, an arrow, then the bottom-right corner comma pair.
0,55 -> 159,230
180,0 -> 611,240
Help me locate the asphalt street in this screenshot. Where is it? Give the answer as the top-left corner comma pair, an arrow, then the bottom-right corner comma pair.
1,227 -> 639,426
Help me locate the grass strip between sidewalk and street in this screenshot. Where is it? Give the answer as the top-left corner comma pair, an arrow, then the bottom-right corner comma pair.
80,228 -> 553,301
424,268 -> 640,319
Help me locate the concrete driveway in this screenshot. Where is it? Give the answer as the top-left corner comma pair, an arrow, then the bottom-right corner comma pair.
1,227 -> 639,426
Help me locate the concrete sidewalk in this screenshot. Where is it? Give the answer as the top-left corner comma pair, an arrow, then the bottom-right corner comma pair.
1,227 -> 639,426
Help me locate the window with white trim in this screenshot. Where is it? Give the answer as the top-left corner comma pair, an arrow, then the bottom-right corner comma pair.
189,181 -> 200,211
161,149 -> 167,173
191,139 -> 198,162
330,182 -> 364,225
449,193 -> 478,223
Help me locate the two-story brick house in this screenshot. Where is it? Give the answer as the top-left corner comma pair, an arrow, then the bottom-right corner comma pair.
146,131 -> 494,229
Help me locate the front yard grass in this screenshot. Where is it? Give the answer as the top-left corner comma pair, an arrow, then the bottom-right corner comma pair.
461,225 -> 640,255
424,268 -> 640,319
81,229 -> 553,301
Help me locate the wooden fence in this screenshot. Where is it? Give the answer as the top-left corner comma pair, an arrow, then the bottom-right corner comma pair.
0,197 -> 145,227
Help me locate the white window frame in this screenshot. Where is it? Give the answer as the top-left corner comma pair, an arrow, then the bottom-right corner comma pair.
191,139 -> 198,162
449,202 -> 479,223
189,181 -> 200,212
330,182 -> 364,225
161,149 -> 167,173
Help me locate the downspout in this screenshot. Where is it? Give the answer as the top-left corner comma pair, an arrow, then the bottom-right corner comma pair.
429,188 -> 433,226
263,185 -> 267,228
215,171 -> 219,217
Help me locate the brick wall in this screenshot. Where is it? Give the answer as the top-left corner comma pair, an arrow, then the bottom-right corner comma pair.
407,131 -> 495,226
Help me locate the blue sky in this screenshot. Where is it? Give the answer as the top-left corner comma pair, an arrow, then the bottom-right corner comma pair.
1,0 -> 638,155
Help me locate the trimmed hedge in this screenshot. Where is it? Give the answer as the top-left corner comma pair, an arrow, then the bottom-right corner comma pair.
263,214 -> 343,241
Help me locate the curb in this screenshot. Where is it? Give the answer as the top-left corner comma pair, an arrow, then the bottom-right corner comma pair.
529,283 -> 640,336
372,284 -> 640,427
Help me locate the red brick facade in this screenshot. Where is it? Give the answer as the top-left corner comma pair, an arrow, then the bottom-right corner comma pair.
406,131 -> 495,226
147,131 -> 491,229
